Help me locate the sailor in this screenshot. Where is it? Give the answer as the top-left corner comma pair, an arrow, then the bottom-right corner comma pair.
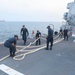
32,30 -> 34,35
63,27 -> 68,41
45,26 -> 53,50
4,35 -> 18,57
32,30 -> 35,37
20,25 -> 29,45
59,28 -> 63,38
35,30 -> 41,46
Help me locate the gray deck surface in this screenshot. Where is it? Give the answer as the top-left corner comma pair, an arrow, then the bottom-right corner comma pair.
0,36 -> 75,75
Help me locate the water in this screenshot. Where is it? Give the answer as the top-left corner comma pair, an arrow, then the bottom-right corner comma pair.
0,21 -> 62,42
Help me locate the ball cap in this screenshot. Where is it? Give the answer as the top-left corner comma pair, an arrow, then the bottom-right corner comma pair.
14,35 -> 18,40
47,26 -> 50,28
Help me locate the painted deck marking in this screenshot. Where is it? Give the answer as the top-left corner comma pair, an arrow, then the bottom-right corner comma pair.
0,64 -> 24,75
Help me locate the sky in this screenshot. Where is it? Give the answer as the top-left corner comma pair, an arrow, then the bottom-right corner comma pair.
0,0 -> 74,22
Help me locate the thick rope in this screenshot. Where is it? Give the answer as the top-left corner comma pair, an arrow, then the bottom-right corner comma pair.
13,35 -> 61,60
13,38 -> 64,60
0,35 -> 61,61
15,35 -> 59,53
0,37 -> 42,61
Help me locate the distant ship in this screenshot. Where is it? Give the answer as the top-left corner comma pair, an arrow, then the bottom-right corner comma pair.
0,20 -> 5,22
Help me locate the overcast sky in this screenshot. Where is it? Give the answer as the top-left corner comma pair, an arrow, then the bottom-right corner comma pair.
0,0 -> 74,22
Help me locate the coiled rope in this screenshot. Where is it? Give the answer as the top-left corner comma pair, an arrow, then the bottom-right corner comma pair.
13,35 -> 61,60
0,35 -> 62,61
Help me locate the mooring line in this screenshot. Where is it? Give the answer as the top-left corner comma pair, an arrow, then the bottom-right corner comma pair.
0,37 -> 41,61
16,35 -> 59,48
13,38 -> 64,60
0,35 -> 62,61
15,35 -> 59,53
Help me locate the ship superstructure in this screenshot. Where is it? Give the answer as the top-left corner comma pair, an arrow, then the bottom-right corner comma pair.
64,0 -> 75,26
61,0 -> 75,35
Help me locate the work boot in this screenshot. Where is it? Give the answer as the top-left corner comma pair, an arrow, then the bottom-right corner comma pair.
50,47 -> 52,50
12,54 -> 15,57
10,54 -> 13,57
45,48 -> 49,50
12,53 -> 16,57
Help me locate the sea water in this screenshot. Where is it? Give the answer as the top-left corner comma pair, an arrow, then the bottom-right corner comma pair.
0,21 -> 62,42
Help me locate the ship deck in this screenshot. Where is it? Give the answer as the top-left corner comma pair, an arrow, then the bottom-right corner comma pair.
0,36 -> 75,75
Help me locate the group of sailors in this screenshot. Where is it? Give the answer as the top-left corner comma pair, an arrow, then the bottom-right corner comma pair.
59,27 -> 69,41
4,25 -> 53,57
4,25 -> 69,58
